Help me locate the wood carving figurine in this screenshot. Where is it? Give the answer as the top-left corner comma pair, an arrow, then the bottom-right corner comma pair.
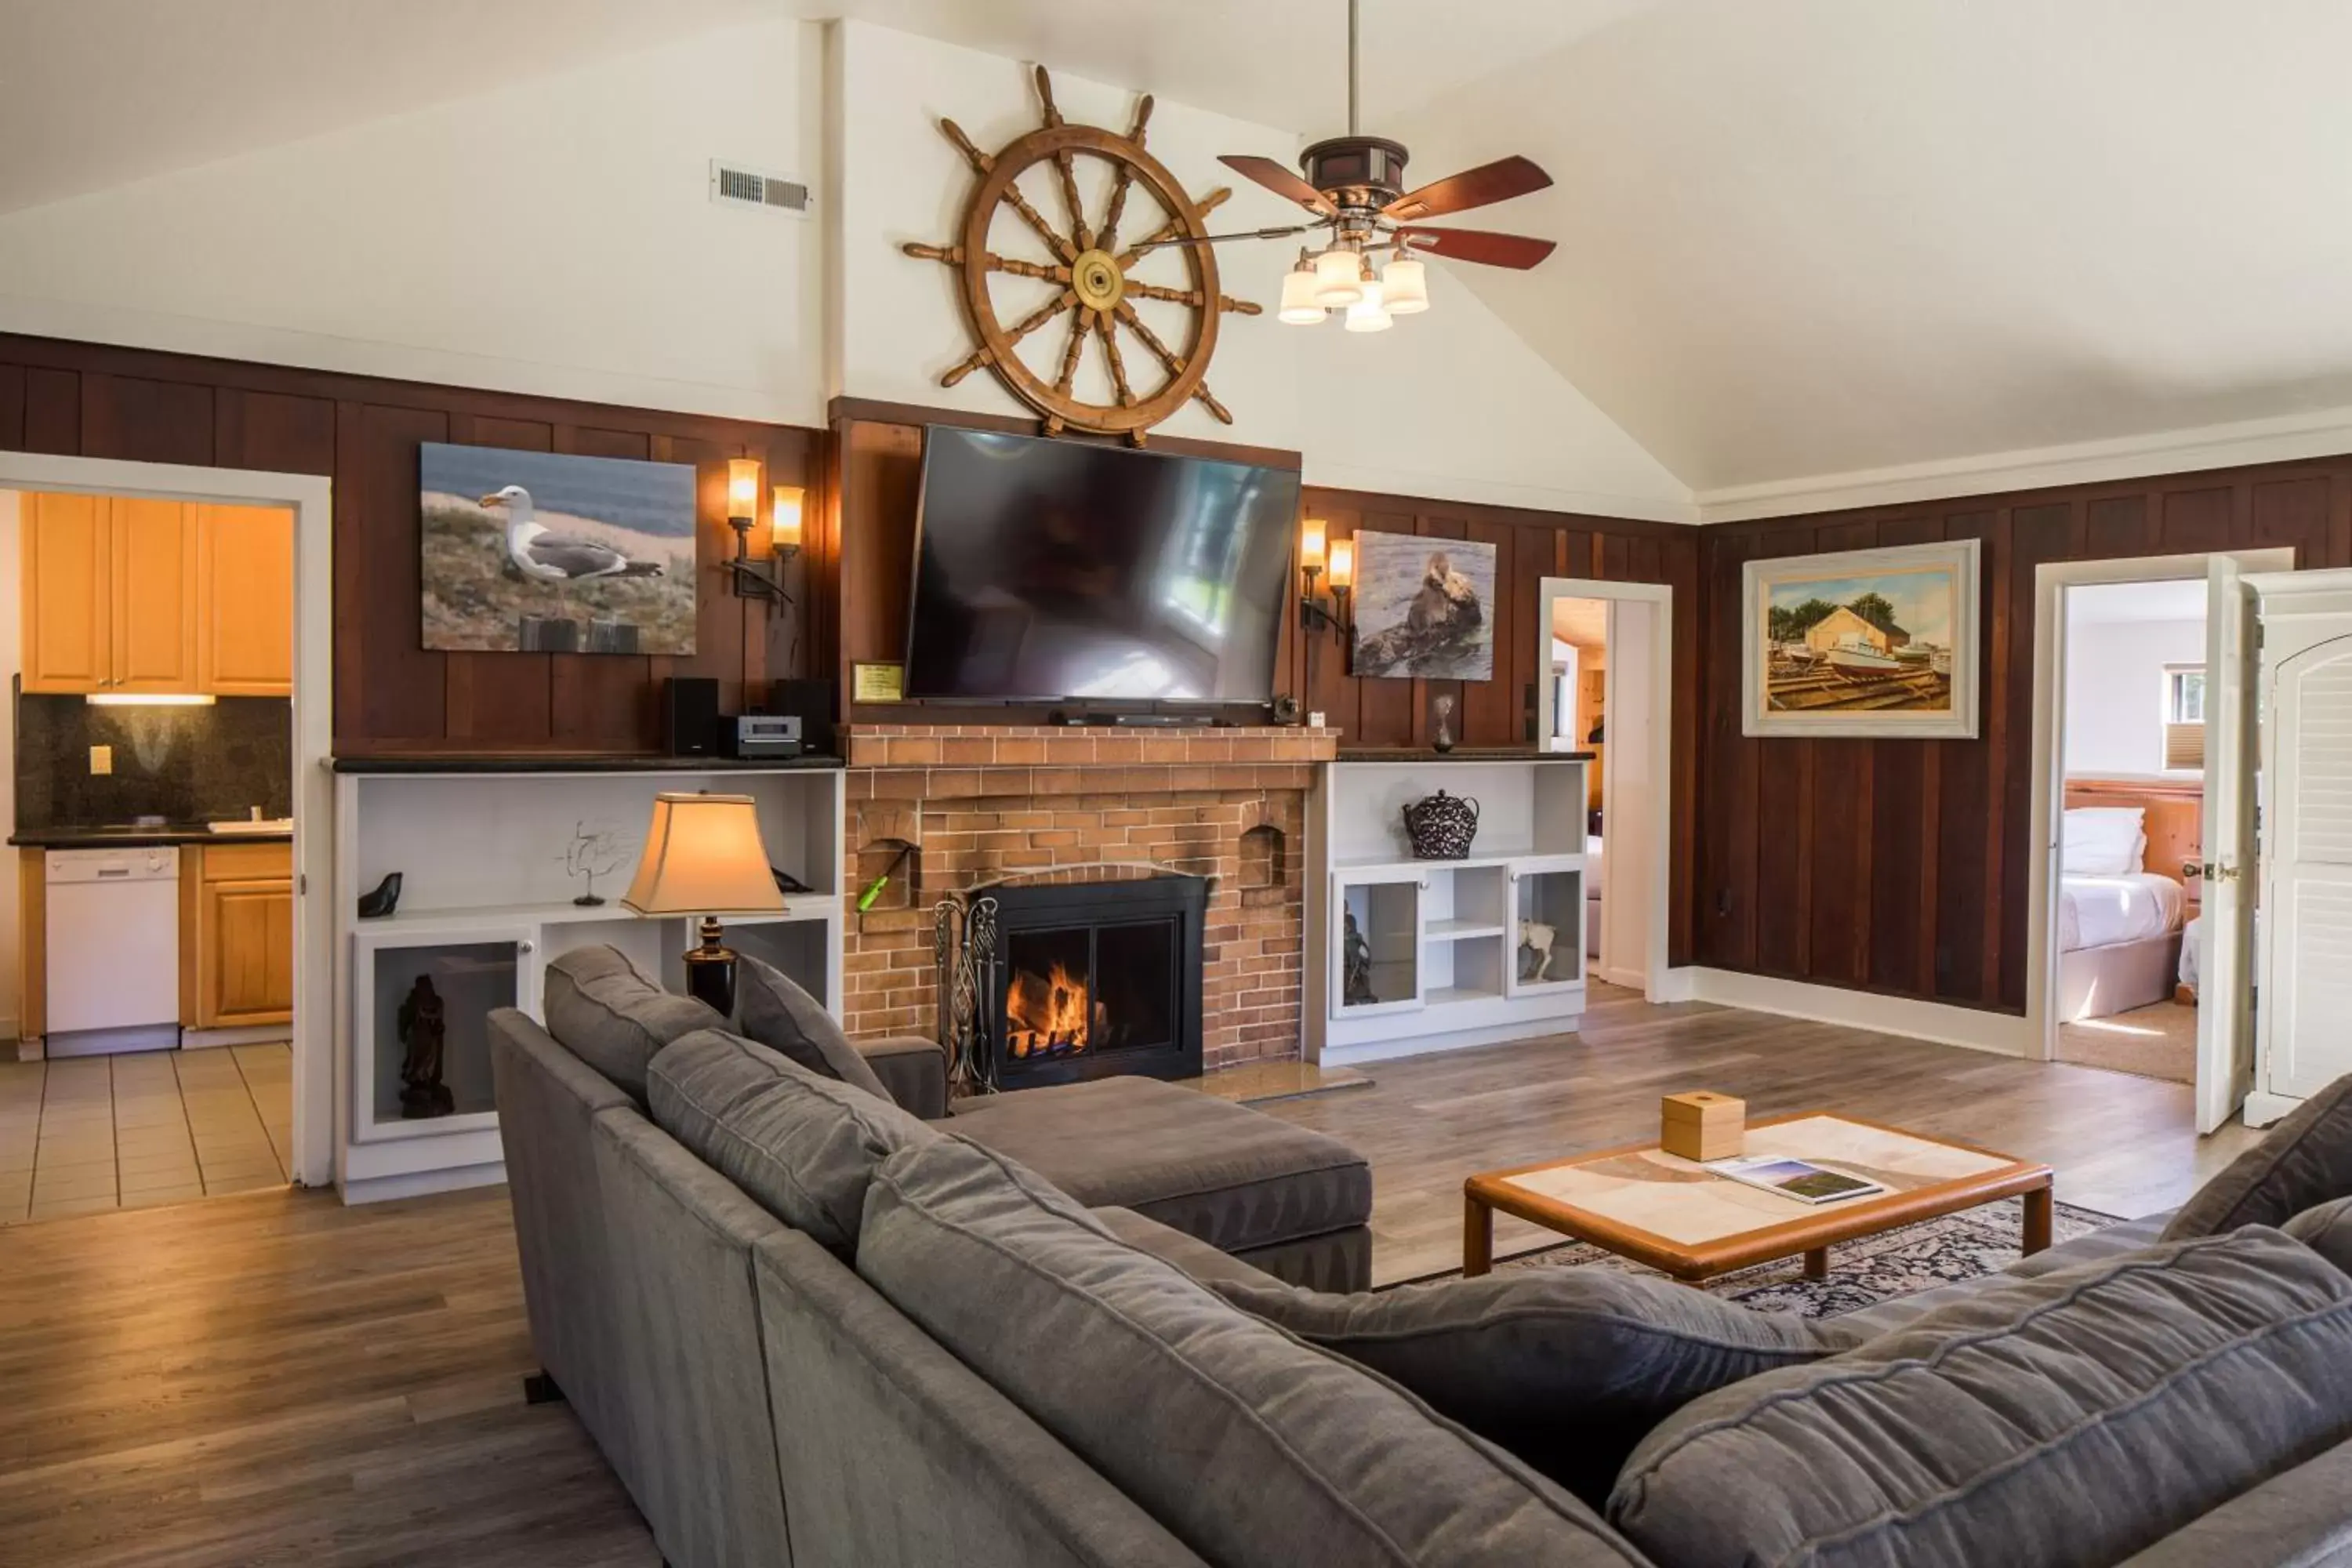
397,975 -> 456,1119
1343,908 -> 1376,1005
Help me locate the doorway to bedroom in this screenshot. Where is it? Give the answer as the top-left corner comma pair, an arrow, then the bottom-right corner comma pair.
2049,578 -> 2207,1081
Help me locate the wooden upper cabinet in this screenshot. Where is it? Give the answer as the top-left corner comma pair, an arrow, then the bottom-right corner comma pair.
194,504 -> 294,697
111,495 -> 199,692
22,492 -> 112,693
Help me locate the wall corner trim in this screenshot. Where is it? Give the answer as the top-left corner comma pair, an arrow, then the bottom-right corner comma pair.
1679,967 -> 2031,1057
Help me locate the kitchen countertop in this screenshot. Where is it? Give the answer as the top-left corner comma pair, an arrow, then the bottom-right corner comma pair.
9,826 -> 294,849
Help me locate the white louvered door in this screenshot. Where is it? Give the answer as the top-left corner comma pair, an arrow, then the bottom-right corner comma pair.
2263,631 -> 2352,1101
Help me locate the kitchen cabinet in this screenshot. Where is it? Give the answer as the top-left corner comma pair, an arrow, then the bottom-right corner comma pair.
21,492 -> 111,693
194,504 -> 294,696
20,493 -> 291,697
180,841 -> 295,1029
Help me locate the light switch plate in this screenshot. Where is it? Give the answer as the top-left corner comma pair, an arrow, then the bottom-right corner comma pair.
89,744 -> 111,775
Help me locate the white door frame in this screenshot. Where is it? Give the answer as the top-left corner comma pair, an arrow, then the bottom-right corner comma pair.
1537,577 -> 1673,1000
0,452 -> 333,1187
2027,547 -> 2293,1066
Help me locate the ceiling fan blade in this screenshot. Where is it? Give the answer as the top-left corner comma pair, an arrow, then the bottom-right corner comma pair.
1396,227 -> 1559,270
1381,155 -> 1552,222
1219,154 -> 1336,216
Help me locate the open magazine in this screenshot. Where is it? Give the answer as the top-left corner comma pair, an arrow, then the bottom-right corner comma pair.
1706,1155 -> 1886,1205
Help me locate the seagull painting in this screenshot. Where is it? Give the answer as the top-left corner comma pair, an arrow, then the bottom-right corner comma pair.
419,441 -> 697,654
478,484 -> 664,618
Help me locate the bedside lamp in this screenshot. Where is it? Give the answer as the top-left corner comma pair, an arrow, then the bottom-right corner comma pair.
622,792 -> 786,1017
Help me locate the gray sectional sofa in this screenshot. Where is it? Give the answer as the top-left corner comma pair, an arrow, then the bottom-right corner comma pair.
492,945 -> 2352,1568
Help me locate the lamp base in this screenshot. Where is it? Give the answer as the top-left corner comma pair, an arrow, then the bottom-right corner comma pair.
682,915 -> 739,1018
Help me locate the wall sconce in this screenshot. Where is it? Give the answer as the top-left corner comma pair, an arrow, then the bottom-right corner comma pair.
723,459 -> 793,601
1299,520 -> 1352,637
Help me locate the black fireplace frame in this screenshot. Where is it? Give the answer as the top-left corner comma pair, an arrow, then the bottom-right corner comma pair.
983,874 -> 1207,1088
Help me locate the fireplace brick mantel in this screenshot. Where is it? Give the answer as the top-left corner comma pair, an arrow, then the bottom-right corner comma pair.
840,724 -> 1334,1073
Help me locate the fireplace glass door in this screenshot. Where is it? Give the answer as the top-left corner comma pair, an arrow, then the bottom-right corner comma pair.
1001,918 -> 1178,1069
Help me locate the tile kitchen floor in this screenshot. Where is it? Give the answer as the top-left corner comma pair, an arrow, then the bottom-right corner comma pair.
0,1043 -> 292,1225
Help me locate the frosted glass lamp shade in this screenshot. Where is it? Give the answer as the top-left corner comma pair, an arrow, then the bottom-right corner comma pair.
1278,263 -> 1327,324
1382,256 -> 1429,314
1344,279 -> 1392,333
622,793 -> 788,916
771,485 -> 804,550
1300,517 -> 1327,572
1312,249 -> 1365,307
1327,538 -> 1356,590
725,458 -> 761,522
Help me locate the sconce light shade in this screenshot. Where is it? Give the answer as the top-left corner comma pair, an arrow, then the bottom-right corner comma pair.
1278,261 -> 1327,325
1312,248 -> 1365,308
1382,256 -> 1430,314
1327,537 -> 1356,590
726,458 -> 762,522
1300,517 -> 1327,573
771,485 -> 804,552
1344,278 -> 1392,333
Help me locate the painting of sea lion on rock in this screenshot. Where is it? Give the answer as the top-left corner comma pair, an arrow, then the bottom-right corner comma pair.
1351,532 -> 1497,681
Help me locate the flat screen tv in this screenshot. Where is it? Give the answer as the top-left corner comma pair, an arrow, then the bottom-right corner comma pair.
903,427 -> 1299,703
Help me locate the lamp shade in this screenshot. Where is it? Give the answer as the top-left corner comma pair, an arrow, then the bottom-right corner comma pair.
726,457 -> 761,521
1300,517 -> 1327,572
771,484 -> 804,550
1382,256 -> 1430,314
1344,278 -> 1392,333
1327,537 -> 1356,590
622,793 -> 788,916
1278,261 -> 1326,324
1312,248 -> 1364,307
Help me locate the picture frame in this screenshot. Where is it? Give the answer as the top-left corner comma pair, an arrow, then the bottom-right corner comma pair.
1349,530 -> 1499,682
1741,539 -> 1981,739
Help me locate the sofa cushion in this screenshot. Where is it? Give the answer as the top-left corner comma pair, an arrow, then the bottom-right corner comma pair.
2286,1195 -> 2352,1278
735,952 -> 895,1104
647,1028 -> 935,1253
948,1075 -> 1370,1254
543,945 -> 724,1104
2112,1435 -> 2352,1568
1609,1227 -> 2352,1568
857,1134 -> 1648,1568
1217,1269 -> 1858,1508
2165,1073 -> 2352,1240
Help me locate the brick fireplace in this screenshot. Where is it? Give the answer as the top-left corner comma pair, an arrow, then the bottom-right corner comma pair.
840,725 -> 1338,1075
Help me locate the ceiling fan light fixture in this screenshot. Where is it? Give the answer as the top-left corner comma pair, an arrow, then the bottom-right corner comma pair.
1344,278 -> 1392,333
1312,247 -> 1365,308
1278,256 -> 1327,324
1381,255 -> 1429,314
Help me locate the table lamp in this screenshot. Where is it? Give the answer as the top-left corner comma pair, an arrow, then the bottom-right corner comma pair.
622,791 -> 786,1016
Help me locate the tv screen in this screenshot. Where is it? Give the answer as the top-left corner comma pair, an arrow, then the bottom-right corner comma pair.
903,427 -> 1299,703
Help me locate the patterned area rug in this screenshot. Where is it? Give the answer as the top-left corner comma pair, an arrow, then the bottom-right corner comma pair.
1421,1197 -> 2122,1319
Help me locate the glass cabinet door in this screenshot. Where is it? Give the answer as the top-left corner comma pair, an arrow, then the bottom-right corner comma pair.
1508,859 -> 1585,996
350,923 -> 539,1145
1333,874 -> 1425,1017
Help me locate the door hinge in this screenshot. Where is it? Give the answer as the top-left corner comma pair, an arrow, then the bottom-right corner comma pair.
298,873 -> 307,895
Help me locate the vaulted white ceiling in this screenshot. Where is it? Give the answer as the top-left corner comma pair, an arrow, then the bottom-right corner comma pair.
9,0 -> 2352,503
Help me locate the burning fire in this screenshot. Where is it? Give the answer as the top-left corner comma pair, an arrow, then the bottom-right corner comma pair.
1007,960 -> 1102,1058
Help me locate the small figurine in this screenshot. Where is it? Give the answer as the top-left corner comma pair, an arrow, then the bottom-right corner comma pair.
1343,908 -> 1376,1006
1519,920 -> 1557,983
397,975 -> 456,1119
357,873 -> 402,919
563,818 -> 632,907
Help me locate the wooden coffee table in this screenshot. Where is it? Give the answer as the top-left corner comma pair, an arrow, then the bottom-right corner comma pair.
1462,1112 -> 2054,1282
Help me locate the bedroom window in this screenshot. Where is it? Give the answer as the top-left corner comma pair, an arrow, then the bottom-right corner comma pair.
2164,665 -> 2205,770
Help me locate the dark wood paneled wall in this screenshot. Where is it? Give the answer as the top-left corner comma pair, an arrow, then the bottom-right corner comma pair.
1692,458 -> 2352,1014
0,335 -> 818,756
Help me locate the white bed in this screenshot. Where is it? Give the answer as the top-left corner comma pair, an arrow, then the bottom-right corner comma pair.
2053,802 -> 2190,1023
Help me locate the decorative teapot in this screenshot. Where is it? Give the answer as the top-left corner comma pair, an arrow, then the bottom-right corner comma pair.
1402,789 -> 1480,861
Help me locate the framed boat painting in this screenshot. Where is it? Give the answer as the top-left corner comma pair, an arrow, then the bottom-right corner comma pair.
1741,539 -> 1981,739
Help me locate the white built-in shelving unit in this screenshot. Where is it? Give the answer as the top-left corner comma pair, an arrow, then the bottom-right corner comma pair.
1306,755 -> 1589,1065
332,760 -> 844,1203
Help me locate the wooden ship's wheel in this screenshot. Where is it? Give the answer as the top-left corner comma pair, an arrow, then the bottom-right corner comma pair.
903,67 -> 1261,442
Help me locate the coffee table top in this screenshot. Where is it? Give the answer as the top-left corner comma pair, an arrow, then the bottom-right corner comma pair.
1465,1112 -> 2052,1279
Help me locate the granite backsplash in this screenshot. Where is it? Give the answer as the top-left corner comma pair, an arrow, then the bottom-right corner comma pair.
16,690 -> 292,830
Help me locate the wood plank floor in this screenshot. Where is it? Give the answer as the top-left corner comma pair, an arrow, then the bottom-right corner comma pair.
0,987 -> 2259,1563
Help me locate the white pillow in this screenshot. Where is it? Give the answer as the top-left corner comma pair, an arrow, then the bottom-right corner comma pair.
2063,808 -> 2146,876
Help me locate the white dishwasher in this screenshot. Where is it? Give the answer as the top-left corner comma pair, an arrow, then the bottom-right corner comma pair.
45,846 -> 183,1057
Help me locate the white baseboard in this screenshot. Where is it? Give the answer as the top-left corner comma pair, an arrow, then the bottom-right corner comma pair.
2242,1090 -> 2302,1129
1322,1014 -> 1584,1067
1671,967 -> 2033,1057
339,1161 -> 506,1206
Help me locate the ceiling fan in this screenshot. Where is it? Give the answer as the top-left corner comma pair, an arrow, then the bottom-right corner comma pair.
1147,0 -> 1559,332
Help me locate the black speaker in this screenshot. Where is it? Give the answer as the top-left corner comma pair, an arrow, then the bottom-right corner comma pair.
664,677 -> 720,757
769,678 -> 837,757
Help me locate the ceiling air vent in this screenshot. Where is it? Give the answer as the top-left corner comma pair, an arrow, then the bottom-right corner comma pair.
710,159 -> 811,216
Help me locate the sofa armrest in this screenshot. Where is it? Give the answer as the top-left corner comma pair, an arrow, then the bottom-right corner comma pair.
854,1035 -> 948,1120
